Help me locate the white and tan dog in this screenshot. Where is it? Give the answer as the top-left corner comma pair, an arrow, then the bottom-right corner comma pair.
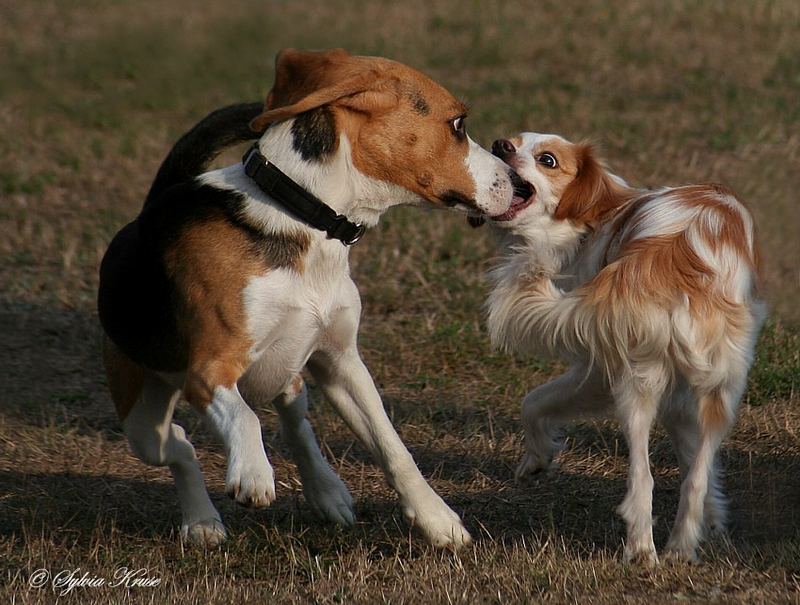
481,133 -> 765,563
98,48 -> 524,548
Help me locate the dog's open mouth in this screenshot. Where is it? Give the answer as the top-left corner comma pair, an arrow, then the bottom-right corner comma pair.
467,170 -> 536,227
492,172 -> 535,222
466,172 -> 535,228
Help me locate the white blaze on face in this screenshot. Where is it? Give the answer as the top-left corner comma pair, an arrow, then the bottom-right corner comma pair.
466,136 -> 514,216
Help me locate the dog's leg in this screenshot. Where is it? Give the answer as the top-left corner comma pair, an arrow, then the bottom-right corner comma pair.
665,387 -> 737,562
272,375 -> 355,525
104,337 -> 225,546
123,375 -> 226,546
198,382 -> 276,509
662,390 -> 728,544
308,350 -> 471,549
615,371 -> 665,566
516,365 -> 612,480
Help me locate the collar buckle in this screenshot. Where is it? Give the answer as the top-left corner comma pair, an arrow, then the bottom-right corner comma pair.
328,217 -> 366,246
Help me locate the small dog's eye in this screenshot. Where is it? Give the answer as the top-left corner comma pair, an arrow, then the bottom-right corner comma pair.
451,116 -> 466,137
536,152 -> 558,169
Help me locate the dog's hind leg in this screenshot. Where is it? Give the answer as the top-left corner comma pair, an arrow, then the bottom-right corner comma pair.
664,385 -> 740,562
661,387 -> 728,545
103,338 -> 225,546
271,375 -> 355,526
516,364 -> 613,480
614,366 -> 668,566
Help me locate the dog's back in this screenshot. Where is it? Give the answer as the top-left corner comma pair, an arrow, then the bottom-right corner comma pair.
579,183 -> 765,379
98,103 -> 263,372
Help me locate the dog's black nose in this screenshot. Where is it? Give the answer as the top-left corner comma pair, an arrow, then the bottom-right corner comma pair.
492,138 -> 516,159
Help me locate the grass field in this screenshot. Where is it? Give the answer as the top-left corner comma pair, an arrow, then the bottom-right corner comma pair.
1,0 -> 799,603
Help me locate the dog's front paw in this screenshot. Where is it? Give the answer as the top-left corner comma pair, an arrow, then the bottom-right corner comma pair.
663,532 -> 702,564
225,453 -> 276,508
662,544 -> 700,565
303,469 -> 356,526
623,541 -> 660,567
402,494 -> 472,549
181,517 -> 227,547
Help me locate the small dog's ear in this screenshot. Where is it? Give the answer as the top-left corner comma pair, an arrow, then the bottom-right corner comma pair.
467,216 -> 486,228
555,145 -> 624,224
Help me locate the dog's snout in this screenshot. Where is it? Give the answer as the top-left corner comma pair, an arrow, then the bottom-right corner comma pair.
492,139 -> 516,159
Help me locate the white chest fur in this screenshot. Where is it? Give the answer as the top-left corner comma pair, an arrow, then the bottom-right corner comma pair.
239,241 -> 360,397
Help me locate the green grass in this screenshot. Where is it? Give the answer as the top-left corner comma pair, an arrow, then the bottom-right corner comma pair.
1,1 -> 799,603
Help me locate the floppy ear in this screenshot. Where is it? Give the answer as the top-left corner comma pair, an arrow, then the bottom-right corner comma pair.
554,145 -> 626,224
250,48 -> 395,132
336,88 -> 399,114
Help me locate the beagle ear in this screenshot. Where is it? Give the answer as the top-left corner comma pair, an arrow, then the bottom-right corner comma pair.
250,48 -> 390,132
336,88 -> 399,114
555,145 -> 625,224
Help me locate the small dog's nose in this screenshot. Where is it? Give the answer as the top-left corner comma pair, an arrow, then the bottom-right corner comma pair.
492,138 -> 516,159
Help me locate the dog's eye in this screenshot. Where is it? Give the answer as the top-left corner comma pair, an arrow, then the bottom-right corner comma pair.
450,116 -> 466,138
536,152 -> 558,169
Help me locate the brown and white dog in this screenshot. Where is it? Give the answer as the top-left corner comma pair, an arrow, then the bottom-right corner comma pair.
481,133 -> 765,563
98,48 -> 523,548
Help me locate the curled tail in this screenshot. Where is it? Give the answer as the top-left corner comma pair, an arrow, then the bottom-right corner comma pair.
145,102 -> 264,205
486,273 -> 583,359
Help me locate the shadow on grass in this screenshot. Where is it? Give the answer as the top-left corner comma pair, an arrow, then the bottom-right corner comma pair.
1,301 -> 797,566
0,301 -> 119,436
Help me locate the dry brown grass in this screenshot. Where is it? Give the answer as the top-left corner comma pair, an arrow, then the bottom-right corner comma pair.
1,1 -> 799,603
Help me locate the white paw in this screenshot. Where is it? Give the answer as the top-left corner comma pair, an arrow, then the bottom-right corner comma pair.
181,518 -> 227,547
623,541 -> 659,567
402,495 -> 472,549
226,452 -> 276,508
663,545 -> 700,565
303,469 -> 356,526
664,533 -> 702,564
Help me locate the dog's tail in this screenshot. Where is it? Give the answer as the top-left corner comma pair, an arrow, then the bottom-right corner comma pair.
144,102 -> 264,205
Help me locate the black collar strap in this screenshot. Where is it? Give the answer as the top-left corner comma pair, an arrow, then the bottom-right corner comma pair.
242,145 -> 365,246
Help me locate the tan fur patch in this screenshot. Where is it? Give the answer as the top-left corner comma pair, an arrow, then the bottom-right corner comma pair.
670,185 -> 756,267
550,143 -> 631,225
287,374 -> 304,398
584,232 -> 713,315
102,336 -> 144,421
164,218 -> 267,411
699,390 -> 729,433
587,183 -> 759,317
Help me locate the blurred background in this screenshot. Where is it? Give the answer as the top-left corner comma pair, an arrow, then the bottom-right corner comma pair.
1,0 -> 798,320
1,1 -> 798,603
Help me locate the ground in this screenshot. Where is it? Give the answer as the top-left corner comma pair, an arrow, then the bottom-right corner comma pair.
1,1 -> 799,603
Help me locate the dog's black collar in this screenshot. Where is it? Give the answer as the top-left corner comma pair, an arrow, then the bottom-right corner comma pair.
242,145 -> 365,246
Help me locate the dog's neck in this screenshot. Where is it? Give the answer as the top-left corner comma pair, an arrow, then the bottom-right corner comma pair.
494,191 -> 639,290
496,219 -> 589,280
255,120 -> 420,230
